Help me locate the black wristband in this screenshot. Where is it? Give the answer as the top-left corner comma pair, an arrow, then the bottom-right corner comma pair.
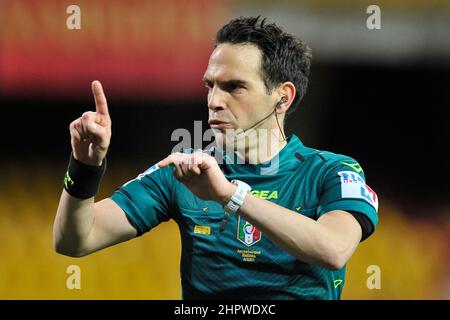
63,153 -> 107,199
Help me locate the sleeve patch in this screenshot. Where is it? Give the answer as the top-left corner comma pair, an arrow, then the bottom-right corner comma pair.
338,171 -> 378,211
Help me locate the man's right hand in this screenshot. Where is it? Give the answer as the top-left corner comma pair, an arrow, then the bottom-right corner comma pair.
69,80 -> 112,166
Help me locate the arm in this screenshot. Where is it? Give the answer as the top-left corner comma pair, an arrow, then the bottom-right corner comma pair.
234,194 -> 362,270
53,81 -> 137,257
157,151 -> 364,270
53,192 -> 137,257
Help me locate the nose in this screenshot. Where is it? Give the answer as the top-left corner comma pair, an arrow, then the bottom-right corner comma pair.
207,86 -> 226,112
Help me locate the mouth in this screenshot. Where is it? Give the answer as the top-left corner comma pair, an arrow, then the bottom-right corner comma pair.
208,119 -> 231,129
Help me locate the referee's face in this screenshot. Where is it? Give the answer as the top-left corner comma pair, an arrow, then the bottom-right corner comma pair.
203,43 -> 280,146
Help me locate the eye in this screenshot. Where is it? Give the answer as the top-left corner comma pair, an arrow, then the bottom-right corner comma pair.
224,83 -> 243,93
204,81 -> 213,89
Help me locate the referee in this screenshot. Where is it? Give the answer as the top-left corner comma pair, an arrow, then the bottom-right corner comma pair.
54,16 -> 378,299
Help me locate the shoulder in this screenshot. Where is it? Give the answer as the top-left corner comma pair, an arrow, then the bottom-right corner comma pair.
317,151 -> 365,176
130,161 -> 175,187
296,144 -> 365,178
294,144 -> 372,204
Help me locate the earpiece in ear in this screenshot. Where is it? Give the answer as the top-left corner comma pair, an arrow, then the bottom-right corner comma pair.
276,97 -> 287,109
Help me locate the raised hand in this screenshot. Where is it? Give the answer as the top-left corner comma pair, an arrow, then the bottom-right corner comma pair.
69,81 -> 112,166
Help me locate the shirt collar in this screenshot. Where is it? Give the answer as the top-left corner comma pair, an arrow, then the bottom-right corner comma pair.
213,134 -> 304,175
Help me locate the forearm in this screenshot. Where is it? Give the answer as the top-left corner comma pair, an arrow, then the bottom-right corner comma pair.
53,190 -> 95,257
237,194 -> 354,269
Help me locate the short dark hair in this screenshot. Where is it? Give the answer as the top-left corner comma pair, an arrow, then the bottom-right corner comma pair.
215,16 -> 312,115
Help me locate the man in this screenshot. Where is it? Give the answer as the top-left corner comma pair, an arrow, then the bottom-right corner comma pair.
54,16 -> 378,299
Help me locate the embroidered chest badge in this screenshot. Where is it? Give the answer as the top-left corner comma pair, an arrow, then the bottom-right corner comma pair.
237,216 -> 262,246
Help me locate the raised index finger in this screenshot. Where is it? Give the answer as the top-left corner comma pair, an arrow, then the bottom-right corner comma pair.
91,80 -> 109,116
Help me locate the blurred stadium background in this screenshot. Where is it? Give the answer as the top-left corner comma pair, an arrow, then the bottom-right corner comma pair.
0,0 -> 449,299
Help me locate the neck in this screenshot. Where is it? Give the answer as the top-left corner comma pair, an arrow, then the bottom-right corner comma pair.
233,125 -> 287,164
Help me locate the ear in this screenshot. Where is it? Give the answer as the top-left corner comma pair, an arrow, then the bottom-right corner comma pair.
276,82 -> 296,114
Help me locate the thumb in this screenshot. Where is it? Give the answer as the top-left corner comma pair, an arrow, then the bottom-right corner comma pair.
87,121 -> 109,149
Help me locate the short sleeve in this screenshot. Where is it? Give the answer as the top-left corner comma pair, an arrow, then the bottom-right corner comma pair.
110,164 -> 173,236
317,157 -> 379,233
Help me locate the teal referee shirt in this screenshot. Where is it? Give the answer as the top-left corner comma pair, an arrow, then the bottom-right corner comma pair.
111,134 -> 379,299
